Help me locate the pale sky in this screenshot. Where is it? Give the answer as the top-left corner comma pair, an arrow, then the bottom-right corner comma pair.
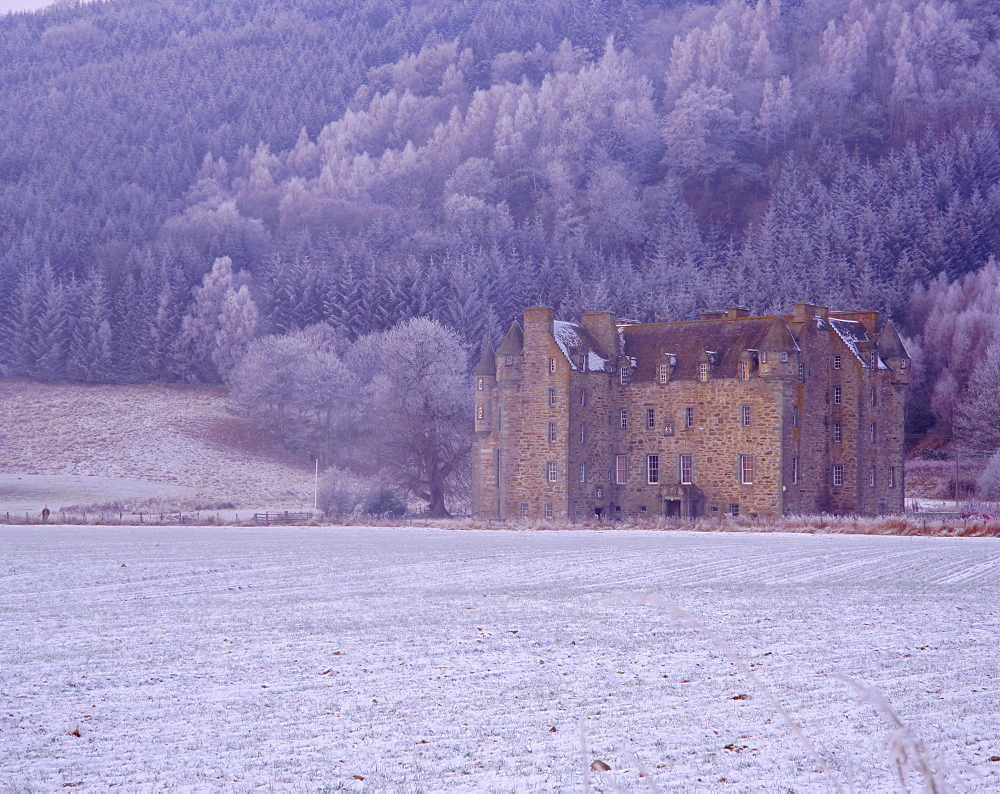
1,0 -> 56,14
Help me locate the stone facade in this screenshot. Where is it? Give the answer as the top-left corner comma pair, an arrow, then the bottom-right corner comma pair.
472,303 -> 909,520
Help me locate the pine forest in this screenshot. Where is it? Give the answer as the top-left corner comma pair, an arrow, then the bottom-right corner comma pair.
3,0 -> 1000,455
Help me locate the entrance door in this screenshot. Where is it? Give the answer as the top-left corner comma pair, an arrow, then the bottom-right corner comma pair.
664,500 -> 681,518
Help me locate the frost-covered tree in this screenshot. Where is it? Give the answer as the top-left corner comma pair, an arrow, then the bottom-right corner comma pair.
212,284 -> 259,380
358,317 -> 471,517
955,336 -> 1000,457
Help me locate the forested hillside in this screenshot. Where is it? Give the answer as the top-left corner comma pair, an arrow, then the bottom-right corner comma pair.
2,0 -> 1000,445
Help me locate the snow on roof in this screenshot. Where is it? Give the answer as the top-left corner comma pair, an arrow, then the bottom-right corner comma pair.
829,318 -> 878,367
553,320 -> 609,372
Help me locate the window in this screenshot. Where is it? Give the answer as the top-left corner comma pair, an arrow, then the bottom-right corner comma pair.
740,360 -> 751,380
699,362 -> 709,381
833,464 -> 844,487
833,354 -> 842,370
729,503 -> 740,517
781,352 -> 789,363
900,359 -> 907,369
544,503 -> 554,519
741,405 -> 752,427
740,455 -> 754,484
646,408 -> 655,429
615,454 -> 628,485
792,456 -> 799,484
679,454 -> 693,484
684,406 -> 694,428
870,422 -> 876,443
888,466 -> 895,488
833,386 -> 842,405
579,461 -> 586,483
546,461 -> 557,482
477,377 -> 484,390
663,421 -> 674,436
871,387 -> 877,406
647,455 -> 659,484
869,466 -> 876,487
495,450 -> 501,487
580,390 -> 587,406
580,424 -> 586,444
659,363 -> 669,384
520,503 -> 529,517
505,355 -> 513,366
548,357 -> 556,373
870,351 -> 877,369
477,405 -> 485,420
791,405 -> 798,427
620,366 -> 629,385
548,388 -> 556,406
760,351 -> 768,364
547,422 -> 556,442
798,363 -> 805,382
834,422 -> 842,442
620,409 -> 628,429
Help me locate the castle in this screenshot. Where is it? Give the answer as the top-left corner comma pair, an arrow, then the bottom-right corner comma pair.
472,303 -> 909,520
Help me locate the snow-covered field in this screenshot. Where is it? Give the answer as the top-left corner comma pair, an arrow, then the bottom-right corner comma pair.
2,527 -> 998,791
0,381 -> 313,511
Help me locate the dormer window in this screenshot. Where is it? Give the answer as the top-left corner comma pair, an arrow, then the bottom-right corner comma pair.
548,357 -> 556,373
659,364 -> 669,384
760,351 -> 767,364
620,366 -> 629,385
870,351 -> 877,369
900,359 -> 907,369
739,360 -> 751,381
699,362 -> 709,382
477,377 -> 484,390
781,352 -> 789,363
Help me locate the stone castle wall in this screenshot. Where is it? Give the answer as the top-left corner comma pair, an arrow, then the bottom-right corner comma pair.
472,305 -> 907,520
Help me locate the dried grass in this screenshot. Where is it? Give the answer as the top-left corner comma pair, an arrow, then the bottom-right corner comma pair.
437,513 -> 1000,537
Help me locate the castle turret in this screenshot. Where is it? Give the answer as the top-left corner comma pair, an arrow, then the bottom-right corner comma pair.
474,340 -> 496,436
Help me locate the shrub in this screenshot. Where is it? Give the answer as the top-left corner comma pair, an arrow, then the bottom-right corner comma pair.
977,451 -> 1000,501
364,489 -> 407,518
317,469 -> 366,518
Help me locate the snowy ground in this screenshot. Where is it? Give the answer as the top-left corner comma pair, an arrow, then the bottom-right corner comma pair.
0,381 -> 314,511
2,527 -> 998,791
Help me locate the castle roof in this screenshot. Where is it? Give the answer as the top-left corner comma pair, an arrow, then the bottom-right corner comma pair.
553,320 -> 610,372
496,321 -> 523,357
619,316 -> 795,381
876,320 -> 908,359
828,317 -> 873,367
474,339 -> 496,376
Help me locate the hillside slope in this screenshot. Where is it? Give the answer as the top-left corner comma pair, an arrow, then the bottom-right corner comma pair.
0,381 -> 312,512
